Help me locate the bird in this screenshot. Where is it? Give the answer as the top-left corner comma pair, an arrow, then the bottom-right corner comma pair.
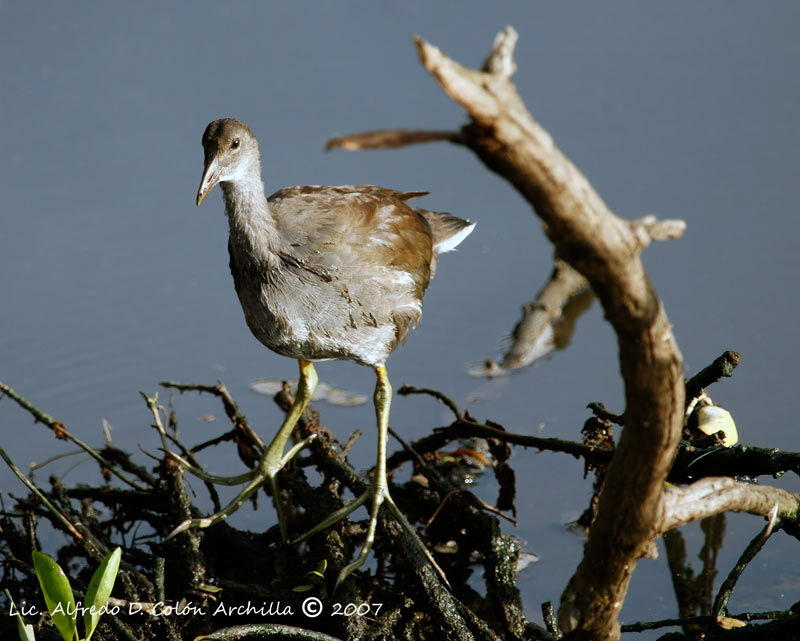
173,117 -> 474,587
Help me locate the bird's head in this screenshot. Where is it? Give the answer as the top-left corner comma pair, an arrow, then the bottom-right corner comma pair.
196,118 -> 260,206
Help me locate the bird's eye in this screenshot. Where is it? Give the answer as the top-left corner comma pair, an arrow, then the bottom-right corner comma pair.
231,138 -> 240,150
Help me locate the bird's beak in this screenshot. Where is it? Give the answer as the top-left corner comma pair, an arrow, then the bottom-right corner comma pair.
196,157 -> 220,206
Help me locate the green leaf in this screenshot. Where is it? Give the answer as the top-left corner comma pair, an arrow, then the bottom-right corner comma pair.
83,547 -> 121,640
310,559 -> 327,578
32,551 -> 76,641
5,589 -> 37,641
17,615 -> 36,641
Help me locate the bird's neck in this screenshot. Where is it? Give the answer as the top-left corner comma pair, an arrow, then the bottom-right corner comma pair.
221,172 -> 281,266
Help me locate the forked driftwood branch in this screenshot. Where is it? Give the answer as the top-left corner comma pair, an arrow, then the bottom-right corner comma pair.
417,28 -> 686,641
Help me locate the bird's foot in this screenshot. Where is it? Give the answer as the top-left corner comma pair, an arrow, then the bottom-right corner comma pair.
292,482 -> 449,590
164,450 -> 256,486
166,433 -> 318,542
165,467 -> 272,540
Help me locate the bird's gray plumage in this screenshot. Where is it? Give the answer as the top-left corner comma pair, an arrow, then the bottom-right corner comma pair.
198,118 -> 475,367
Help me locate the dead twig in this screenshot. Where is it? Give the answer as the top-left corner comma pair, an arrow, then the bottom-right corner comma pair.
710,504 -> 780,624
0,381 -> 145,490
685,351 -> 741,407
398,384 -> 464,421
0,446 -> 83,539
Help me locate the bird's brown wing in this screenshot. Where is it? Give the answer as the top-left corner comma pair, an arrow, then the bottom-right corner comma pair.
268,186 -> 434,337
268,186 -> 432,284
271,184 -> 429,204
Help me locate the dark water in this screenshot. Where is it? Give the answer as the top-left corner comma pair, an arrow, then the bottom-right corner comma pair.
2,2 -> 799,635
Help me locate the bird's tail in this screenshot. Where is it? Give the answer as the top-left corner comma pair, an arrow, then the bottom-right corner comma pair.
417,209 -> 476,253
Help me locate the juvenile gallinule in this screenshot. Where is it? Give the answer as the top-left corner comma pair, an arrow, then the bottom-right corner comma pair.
177,118 -> 474,586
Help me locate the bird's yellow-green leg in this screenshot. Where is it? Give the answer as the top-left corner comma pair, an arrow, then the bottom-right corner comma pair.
292,366 -> 449,589
168,360 -> 319,541
163,452 -> 257,485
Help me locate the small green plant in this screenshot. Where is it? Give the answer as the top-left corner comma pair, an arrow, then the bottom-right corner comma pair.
5,590 -> 35,641
292,558 -> 328,593
11,547 -> 122,641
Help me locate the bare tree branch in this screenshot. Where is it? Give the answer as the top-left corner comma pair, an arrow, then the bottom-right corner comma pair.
663,478 -> 800,531
413,28 -> 685,641
326,129 -> 463,151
